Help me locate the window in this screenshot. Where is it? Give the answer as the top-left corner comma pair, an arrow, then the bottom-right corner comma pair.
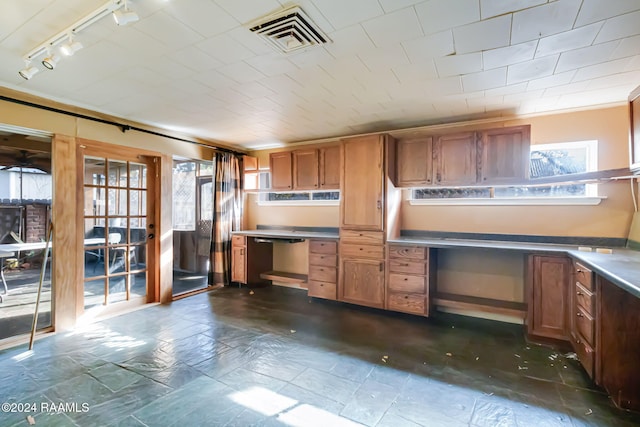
254,171 -> 340,205
411,140 -> 602,205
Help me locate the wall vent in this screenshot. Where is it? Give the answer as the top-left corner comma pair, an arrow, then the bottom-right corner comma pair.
249,6 -> 330,54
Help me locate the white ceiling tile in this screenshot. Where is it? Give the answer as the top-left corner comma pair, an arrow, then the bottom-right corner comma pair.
462,67 -> 507,92
466,94 -> 504,109
556,40 -> 620,73
435,52 -> 483,77
511,0 -> 582,44
506,55 -> 559,84
575,0 -> 640,26
287,47 -> 335,69
144,56 -> 195,79
485,82 -> 528,96
167,0 -> 239,38
361,7 -> 423,48
480,0 -> 547,20
526,70 -> 576,91
196,34 -> 255,64
319,56 -> 369,79
312,0 -> 384,30
133,11 -> 204,50
169,46 -> 222,72
423,76 -> 463,96
556,85 -> 636,109
535,22 -> 602,58
214,0 -> 283,25
378,0 -> 424,13
245,53 -> 299,77
543,80 -> 590,97
324,25 -> 376,59
392,61 -> 438,83
259,74 -> 304,93
193,68 -> 237,89
626,55 -> 640,71
109,26 -> 168,58
415,0 -> 480,36
359,44 -> 410,71
482,41 -> 537,69
402,30 -> 455,64
225,26 -> 274,56
452,15 -> 511,55
611,35 -> 640,60
573,58 -> 633,82
216,62 -> 265,83
594,10 -> 640,43
586,70 -> 640,91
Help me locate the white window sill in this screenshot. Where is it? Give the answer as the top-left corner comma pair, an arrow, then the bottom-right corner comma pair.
409,196 -> 606,206
256,200 -> 340,207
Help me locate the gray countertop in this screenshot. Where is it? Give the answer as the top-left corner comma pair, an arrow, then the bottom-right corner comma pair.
233,230 -> 640,299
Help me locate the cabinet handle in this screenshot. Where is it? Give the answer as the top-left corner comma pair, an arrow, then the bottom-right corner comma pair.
576,291 -> 583,296
576,269 -> 583,273
377,200 -> 382,209
240,249 -> 244,255
379,263 -> 383,272
404,295 -> 409,299
399,263 -> 409,267
577,312 -> 583,317
404,278 -> 408,281
436,172 -> 441,182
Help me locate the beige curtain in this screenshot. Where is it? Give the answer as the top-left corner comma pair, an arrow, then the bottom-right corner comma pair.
211,152 -> 242,286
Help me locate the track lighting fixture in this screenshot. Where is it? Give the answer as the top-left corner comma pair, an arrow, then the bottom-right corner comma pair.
42,51 -> 60,70
113,0 -> 139,25
18,61 -> 39,80
59,35 -> 83,56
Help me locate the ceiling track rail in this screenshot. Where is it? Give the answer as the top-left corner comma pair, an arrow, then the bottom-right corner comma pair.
0,94 -> 245,156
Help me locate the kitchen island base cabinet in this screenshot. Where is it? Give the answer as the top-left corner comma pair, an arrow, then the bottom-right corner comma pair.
339,258 -> 385,309
230,235 -> 273,286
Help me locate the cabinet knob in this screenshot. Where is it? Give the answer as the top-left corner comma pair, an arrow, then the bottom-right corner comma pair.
576,291 -> 582,296
404,295 -> 409,299
577,312 -> 583,317
404,278 -> 408,281
576,269 -> 583,273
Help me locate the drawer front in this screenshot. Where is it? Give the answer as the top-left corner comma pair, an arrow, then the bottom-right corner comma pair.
388,274 -> 425,293
309,240 -> 337,254
309,265 -> 337,283
388,292 -> 425,315
232,235 -> 246,246
389,259 -> 426,275
340,230 -> 384,245
574,282 -> 595,314
340,243 -> 384,259
308,281 -> 337,300
574,261 -> 593,291
309,253 -> 337,267
389,246 -> 427,260
575,306 -> 595,346
572,335 -> 594,378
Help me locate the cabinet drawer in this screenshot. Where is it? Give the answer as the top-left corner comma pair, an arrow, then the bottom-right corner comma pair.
389,246 -> 427,260
572,335 -> 594,378
388,292 -> 425,315
576,306 -> 595,346
574,261 -> 593,291
389,259 -> 426,275
309,265 -> 337,283
309,253 -> 337,267
340,230 -> 384,245
388,274 -> 425,293
232,235 -> 246,246
309,240 -> 337,254
308,281 -> 337,300
574,282 -> 595,314
340,243 -> 384,259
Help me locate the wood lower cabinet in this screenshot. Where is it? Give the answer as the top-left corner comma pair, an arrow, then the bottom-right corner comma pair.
308,239 -> 338,300
569,261 -> 596,378
230,235 -> 272,286
339,257 -> 385,308
527,254 -> 572,341
386,245 -> 435,316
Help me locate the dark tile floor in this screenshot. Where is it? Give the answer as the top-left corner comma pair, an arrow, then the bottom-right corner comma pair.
1,285 -> 639,427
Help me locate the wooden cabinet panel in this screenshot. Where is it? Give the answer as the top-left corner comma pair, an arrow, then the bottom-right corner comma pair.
231,245 -> 246,283
231,235 -> 272,286
574,261 -> 593,290
396,136 -> 432,186
341,135 -> 384,231
270,151 -> 293,190
575,305 -> 595,346
388,245 -> 427,260
388,293 -> 425,315
309,240 -> 337,254
293,149 -> 319,190
433,132 -> 477,186
388,274 -> 425,293
573,334 -> 595,377
243,155 -> 258,172
309,265 -> 337,283
340,258 -> 385,308
320,145 -> 340,189
232,235 -> 246,246
308,281 -> 337,299
309,253 -> 337,267
479,126 -> 530,184
388,259 -> 426,275
340,243 -> 384,259
575,282 -> 595,313
527,255 -> 571,341
340,230 -> 384,245
308,238 -> 338,301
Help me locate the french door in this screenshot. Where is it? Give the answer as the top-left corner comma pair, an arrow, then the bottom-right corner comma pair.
81,148 -> 157,311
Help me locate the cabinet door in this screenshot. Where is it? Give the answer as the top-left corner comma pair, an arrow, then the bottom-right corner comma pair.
340,258 -> 385,308
319,145 -> 340,189
528,255 -> 571,341
479,126 -> 530,184
243,155 -> 258,172
270,151 -> 293,190
433,132 -> 477,186
231,246 -> 246,283
341,135 -> 384,230
396,136 -> 432,186
293,149 -> 319,190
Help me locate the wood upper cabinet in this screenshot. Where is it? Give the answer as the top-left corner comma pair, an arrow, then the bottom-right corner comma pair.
293,149 -> 319,190
396,136 -> 432,186
340,257 -> 385,308
341,135 -> 384,231
319,145 -> 340,189
527,254 -> 572,341
479,126 -> 530,184
269,151 -> 293,190
243,155 -> 258,172
433,132 -> 478,186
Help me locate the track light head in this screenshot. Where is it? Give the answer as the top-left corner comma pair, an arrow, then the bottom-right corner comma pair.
42,52 -> 60,70
60,40 -> 83,56
18,63 -> 39,80
112,9 -> 139,25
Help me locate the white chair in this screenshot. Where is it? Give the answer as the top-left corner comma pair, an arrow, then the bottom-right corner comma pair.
109,233 -> 138,269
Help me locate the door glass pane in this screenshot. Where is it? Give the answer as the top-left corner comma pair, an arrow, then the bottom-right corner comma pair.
108,276 -> 127,303
131,272 -> 146,298
130,219 -> 146,243
129,190 -> 141,216
84,278 -> 106,309
130,163 -> 146,188
108,189 -> 128,216
84,249 -> 105,278
85,157 -> 105,185
108,160 -> 128,187
85,220 -> 106,242
94,187 -> 106,216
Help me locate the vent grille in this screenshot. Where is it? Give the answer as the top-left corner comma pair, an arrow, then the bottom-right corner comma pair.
249,6 -> 330,54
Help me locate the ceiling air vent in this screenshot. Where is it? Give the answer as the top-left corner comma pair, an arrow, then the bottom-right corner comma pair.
249,6 -> 330,54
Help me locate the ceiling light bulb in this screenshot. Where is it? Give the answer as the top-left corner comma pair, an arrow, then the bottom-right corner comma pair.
112,9 -> 139,25
18,63 -> 39,80
42,53 -> 59,70
60,40 -> 83,56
